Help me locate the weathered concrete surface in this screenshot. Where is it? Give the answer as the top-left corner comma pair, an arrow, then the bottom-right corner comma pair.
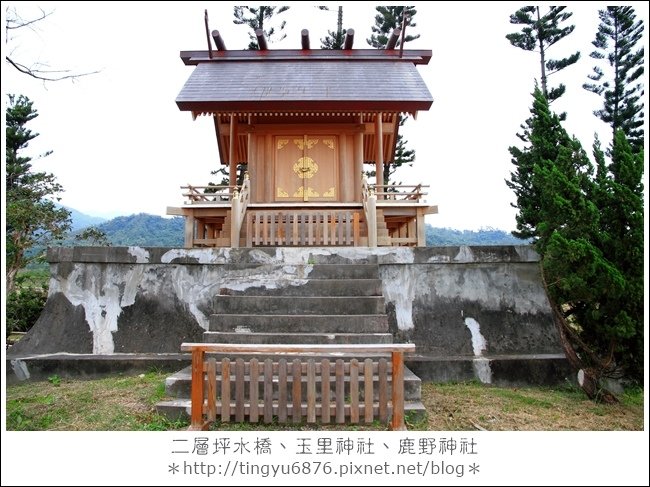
406,354 -> 572,386
6,353 -> 189,385
382,261 -> 562,354
10,293 -> 93,355
8,246 -> 568,384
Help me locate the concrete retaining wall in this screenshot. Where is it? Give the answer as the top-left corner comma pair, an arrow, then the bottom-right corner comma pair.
9,246 -> 568,384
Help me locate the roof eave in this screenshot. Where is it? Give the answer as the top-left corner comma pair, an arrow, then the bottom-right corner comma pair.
176,100 -> 433,113
180,49 -> 432,65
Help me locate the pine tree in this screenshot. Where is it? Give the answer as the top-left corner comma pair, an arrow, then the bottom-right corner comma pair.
508,87 -> 644,387
319,6 -> 345,50
6,94 -> 71,294
592,130 -> 644,381
583,7 -> 644,152
233,6 -> 290,50
367,6 -> 419,48
506,86 -> 574,239
506,6 -> 580,104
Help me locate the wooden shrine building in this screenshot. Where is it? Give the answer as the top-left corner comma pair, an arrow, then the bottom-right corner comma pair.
168,27 -> 437,248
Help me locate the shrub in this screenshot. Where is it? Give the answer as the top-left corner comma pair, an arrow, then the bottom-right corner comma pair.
6,272 -> 49,335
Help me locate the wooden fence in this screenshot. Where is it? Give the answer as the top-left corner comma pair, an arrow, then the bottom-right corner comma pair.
180,343 -> 415,431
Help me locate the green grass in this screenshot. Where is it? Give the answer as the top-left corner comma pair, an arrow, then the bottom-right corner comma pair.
621,386 -> 644,407
5,374 -> 644,431
6,371 -> 188,431
420,381 -> 644,431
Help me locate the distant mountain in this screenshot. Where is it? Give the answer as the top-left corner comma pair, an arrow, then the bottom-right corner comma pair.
63,206 -> 107,231
425,225 -> 530,246
62,213 -> 527,248
93,213 -> 184,247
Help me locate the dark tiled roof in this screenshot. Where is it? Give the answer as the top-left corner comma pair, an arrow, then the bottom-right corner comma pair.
176,60 -> 433,112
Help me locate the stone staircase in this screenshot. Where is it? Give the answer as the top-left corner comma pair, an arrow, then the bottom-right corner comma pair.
156,260 -> 425,423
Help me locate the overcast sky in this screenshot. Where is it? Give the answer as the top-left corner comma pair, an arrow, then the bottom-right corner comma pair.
2,2 -> 648,230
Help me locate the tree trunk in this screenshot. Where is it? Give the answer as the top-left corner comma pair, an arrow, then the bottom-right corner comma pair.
578,369 -> 619,404
6,266 -> 18,295
540,265 -> 619,403
536,7 -> 548,98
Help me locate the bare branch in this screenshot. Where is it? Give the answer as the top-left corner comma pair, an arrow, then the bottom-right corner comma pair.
5,56 -> 99,82
5,6 -> 53,30
5,7 -> 99,82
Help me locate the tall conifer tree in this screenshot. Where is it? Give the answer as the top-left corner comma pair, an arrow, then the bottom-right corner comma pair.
506,6 -> 580,104
507,88 -> 644,390
583,6 -> 644,151
320,6 -> 345,50
233,6 -> 290,50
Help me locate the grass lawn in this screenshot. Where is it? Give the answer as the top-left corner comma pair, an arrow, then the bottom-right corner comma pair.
5,372 -> 644,431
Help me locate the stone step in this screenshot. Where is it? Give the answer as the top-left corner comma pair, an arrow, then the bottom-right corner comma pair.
217,278 -> 383,297
203,331 -> 393,345
213,296 -> 386,315
157,399 -> 426,423
163,365 -> 421,402
209,314 -> 389,333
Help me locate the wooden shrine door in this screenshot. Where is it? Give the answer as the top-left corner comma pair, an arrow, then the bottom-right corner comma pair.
274,135 -> 338,202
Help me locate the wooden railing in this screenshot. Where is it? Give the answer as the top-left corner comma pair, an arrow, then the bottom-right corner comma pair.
361,176 -> 378,247
181,343 -> 416,431
181,184 -> 237,203
245,210 -> 361,246
230,175 -> 251,247
374,184 -> 429,202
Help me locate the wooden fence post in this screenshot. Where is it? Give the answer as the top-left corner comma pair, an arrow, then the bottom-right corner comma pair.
189,347 -> 207,430
231,190 -> 240,248
391,350 -> 406,431
367,192 -> 377,247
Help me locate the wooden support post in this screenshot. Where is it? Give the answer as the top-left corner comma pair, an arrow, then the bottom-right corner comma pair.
189,347 -> 207,430
355,114 -> 364,201
391,351 -> 406,431
212,30 -> 226,51
416,208 -> 426,247
229,114 -> 237,191
184,215 -> 195,248
264,134 -> 273,202
375,113 -> 384,196
367,192 -> 377,247
339,134 -> 349,201
301,29 -> 310,49
231,190 -> 241,248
